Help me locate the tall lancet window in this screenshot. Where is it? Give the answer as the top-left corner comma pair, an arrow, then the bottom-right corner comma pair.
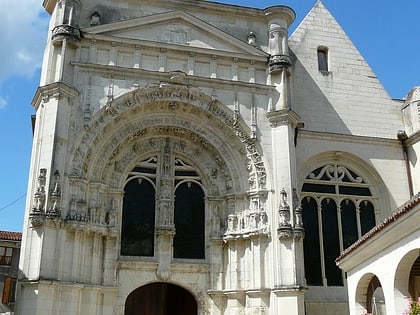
173,158 -> 205,259
301,163 -> 376,286
121,157 -> 157,257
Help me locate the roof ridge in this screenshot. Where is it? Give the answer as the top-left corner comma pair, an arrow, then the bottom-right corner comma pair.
0,230 -> 22,241
336,192 -> 420,263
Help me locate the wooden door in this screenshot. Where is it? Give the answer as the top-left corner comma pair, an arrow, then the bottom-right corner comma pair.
125,282 -> 197,315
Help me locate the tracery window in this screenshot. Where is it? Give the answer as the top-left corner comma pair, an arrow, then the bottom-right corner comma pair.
301,163 -> 376,286
120,154 -> 205,259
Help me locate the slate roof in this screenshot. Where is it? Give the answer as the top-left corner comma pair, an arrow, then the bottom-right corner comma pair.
336,192 -> 420,263
0,230 -> 22,242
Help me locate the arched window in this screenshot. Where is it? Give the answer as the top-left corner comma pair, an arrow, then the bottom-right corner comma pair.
120,151 -> 205,260
174,182 -> 205,259
121,178 -> 156,257
121,157 -> 158,257
301,163 -> 376,286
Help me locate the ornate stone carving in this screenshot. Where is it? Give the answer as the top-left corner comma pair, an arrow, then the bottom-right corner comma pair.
278,189 -> 291,227
30,169 -> 47,228
278,188 -> 293,240
47,170 -> 61,218
292,188 -> 304,239
70,86 -> 267,192
66,196 -> 88,222
51,25 -> 81,44
268,54 -> 291,73
32,169 -> 47,214
223,192 -> 269,241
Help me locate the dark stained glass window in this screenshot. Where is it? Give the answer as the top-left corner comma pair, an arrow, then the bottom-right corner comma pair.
173,182 -> 205,259
360,200 -> 376,235
341,200 -> 358,249
302,197 -> 323,286
121,179 -> 155,257
321,199 -> 342,286
301,163 -> 377,286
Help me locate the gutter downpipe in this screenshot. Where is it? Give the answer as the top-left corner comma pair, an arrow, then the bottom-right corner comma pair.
397,130 -> 414,197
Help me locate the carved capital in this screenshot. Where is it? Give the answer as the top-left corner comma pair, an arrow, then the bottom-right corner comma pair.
30,212 -> 45,228
266,108 -> 301,127
277,226 -> 293,240
51,24 -> 81,45
268,54 -> 291,73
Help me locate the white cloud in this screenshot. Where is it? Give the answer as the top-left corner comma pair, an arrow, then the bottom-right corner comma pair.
0,0 -> 49,83
0,96 -> 7,109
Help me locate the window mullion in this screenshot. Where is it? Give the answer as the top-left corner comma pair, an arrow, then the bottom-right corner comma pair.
356,200 -> 362,238
317,201 -> 327,286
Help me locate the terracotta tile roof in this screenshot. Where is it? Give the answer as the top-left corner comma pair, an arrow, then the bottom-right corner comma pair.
0,230 -> 22,242
336,191 -> 420,264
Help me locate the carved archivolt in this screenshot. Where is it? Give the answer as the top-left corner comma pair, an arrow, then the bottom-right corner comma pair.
64,85 -> 269,237
69,85 -> 267,194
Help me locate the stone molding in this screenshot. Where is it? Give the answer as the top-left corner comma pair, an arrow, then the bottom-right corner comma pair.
70,85 -> 267,192
266,108 -> 301,127
32,82 -> 79,110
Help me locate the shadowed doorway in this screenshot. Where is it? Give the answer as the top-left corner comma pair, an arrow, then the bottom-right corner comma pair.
125,282 -> 197,315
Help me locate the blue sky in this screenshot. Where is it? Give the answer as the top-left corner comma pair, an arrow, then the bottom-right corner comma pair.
0,0 -> 418,232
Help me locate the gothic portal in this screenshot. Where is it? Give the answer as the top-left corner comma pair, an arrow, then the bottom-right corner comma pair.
16,0 -> 418,314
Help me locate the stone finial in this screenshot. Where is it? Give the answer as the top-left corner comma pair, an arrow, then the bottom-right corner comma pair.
247,32 -> 256,46
90,11 -> 101,26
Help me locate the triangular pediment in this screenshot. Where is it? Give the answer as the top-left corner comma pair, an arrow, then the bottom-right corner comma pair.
83,11 -> 266,56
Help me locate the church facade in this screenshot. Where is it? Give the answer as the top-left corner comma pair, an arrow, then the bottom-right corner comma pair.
16,0 -> 419,314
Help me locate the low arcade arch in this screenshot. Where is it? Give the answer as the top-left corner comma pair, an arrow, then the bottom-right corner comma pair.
355,273 -> 386,315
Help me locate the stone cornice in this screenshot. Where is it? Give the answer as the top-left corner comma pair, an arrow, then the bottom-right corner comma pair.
299,129 -> 401,147
32,82 -> 79,111
266,108 -> 301,127
208,287 -> 303,297
88,0 -> 279,21
81,33 -> 268,61
407,129 -> 420,146
71,61 -> 272,93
